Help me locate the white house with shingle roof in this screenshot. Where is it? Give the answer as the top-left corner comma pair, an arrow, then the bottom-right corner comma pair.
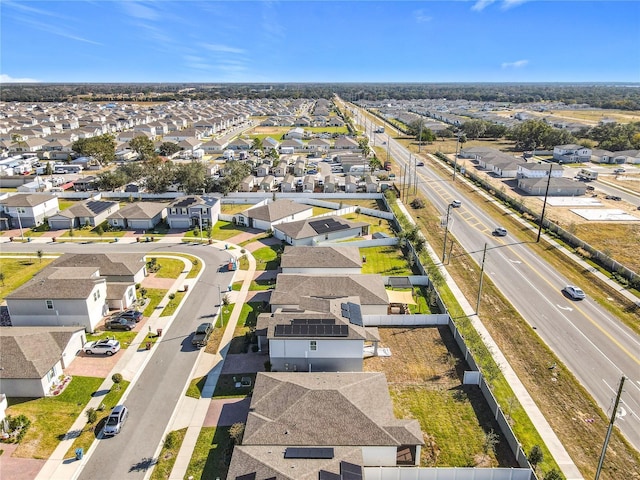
0,193 -> 59,229
226,372 -> 423,480
235,199 -> 313,230
280,246 -> 362,275
107,201 -> 167,230
0,327 -> 87,397
274,216 -> 369,246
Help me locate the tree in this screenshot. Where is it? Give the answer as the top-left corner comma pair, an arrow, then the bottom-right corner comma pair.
528,445 -> 544,470
543,469 -> 564,480
251,137 -> 262,151
143,157 -> 175,193
229,422 -> 245,445
462,119 -> 487,140
44,162 -> 53,176
174,160 -> 206,194
358,137 -> 370,157
158,141 -> 181,157
37,249 -> 43,263
483,429 -> 499,455
95,224 -> 104,239
129,135 -> 156,161
72,134 -> 116,164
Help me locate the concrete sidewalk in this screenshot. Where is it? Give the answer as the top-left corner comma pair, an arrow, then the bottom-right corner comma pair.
396,199 -> 583,480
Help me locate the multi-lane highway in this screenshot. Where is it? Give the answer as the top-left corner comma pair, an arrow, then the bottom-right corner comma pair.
354,109 -> 640,451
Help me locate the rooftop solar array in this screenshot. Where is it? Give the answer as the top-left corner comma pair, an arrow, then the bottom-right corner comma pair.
274,324 -> 349,337
291,318 -> 336,325
340,461 -> 363,480
309,218 -> 351,235
235,474 -> 256,480
86,201 -> 114,215
173,197 -> 198,208
284,447 -> 334,459
318,471 -> 341,480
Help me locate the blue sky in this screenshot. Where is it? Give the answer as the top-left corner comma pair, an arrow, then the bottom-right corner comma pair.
1,1 -> 639,83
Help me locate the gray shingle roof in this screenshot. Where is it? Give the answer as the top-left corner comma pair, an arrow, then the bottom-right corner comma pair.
280,246 -> 362,269
50,253 -> 145,277
270,274 -> 388,307
6,263 -> 105,300
243,372 -> 423,447
0,327 -> 84,379
244,199 -> 312,222
0,193 -> 57,207
274,217 -> 368,240
107,201 -> 166,220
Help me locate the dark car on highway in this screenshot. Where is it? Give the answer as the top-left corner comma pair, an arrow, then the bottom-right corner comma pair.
105,317 -> 136,331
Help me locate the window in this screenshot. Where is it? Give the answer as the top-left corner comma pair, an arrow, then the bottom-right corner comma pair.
93,292 -> 97,301
181,208 -> 187,215
170,208 -> 176,215
17,207 -> 26,214
309,341 -> 317,351
46,300 -> 54,310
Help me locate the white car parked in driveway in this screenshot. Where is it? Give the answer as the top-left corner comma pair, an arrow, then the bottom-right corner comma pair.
84,339 -> 121,355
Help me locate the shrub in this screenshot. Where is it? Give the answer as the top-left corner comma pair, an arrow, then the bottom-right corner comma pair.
168,293 -> 176,300
86,408 -> 98,424
164,430 -> 180,449
229,422 -> 245,445
111,373 -> 123,384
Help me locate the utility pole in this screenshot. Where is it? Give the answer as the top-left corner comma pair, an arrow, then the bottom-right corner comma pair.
442,203 -> 453,262
453,131 -> 461,182
595,376 -> 626,480
536,163 -> 553,242
418,121 -> 423,153
476,243 -> 488,315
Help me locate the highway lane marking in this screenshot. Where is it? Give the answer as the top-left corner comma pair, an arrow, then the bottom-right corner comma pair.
557,305 -> 573,312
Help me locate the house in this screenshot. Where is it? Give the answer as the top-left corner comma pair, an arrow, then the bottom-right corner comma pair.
107,201 -> 167,230
166,196 -> 220,229
302,175 -> 316,192
284,127 -> 305,140
235,199 -> 313,230
517,163 -> 564,179
308,138 -> 331,154
459,146 -> 498,160
328,116 -> 346,127
293,158 -> 307,176
226,371 -> 424,479
553,144 -> 592,163
280,138 -> 305,153
256,163 -> 270,177
6,264 -> 108,332
590,149 -> 616,164
272,160 -> 289,177
280,245 -> 362,275
269,274 -> 388,315
364,175 -> 379,193
0,193 -> 59,230
260,175 -> 276,192
280,174 -> 296,193
344,175 -> 358,193
324,174 -> 337,193
72,176 -> 97,192
16,178 -> 53,193
611,149 -> 640,165
227,137 -> 252,151
48,199 -> 119,230
262,136 -> 280,151
517,177 -> 587,196
256,296 -> 379,372
0,327 -> 87,397
274,216 -> 369,246
336,153 -> 368,173
334,136 -> 359,150
239,175 -> 256,192
202,139 -> 227,155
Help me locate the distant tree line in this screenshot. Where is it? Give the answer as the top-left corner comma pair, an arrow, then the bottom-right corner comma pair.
2,83 -> 639,110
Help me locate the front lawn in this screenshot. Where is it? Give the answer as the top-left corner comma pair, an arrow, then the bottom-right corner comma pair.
0,257 -> 56,302
5,376 -> 104,459
147,257 -> 186,278
212,373 -> 256,398
360,246 -> 413,275
185,426 -> 232,480
64,380 -> 130,457
150,429 -> 188,480
204,304 -> 233,355
160,291 -> 186,317
142,288 -> 168,317
252,245 -> 281,270
211,220 -> 251,241
228,302 -> 262,354
87,330 -> 138,349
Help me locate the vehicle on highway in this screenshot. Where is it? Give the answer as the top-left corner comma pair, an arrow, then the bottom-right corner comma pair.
563,285 -> 586,300
104,405 -> 128,436
416,161 -> 425,166
613,168 -> 625,174
192,322 -> 213,347
105,317 -> 136,331
492,227 -> 508,237
451,200 -> 462,208
605,195 -> 622,201
111,309 -> 143,322
84,339 -> 120,356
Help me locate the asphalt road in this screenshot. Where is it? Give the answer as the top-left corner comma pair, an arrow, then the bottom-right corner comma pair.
3,241 -> 234,479
356,111 -> 640,451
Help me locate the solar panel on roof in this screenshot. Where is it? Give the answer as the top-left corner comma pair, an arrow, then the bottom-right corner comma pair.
284,447 -> 334,459
86,201 -> 114,215
340,461 -> 363,480
318,470 -> 341,480
235,473 -> 256,480
291,318 -> 336,325
274,324 -> 348,337
309,218 -> 351,234
172,197 -> 198,208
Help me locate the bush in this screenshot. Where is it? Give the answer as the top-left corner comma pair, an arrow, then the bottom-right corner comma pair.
5,414 -> 31,443
168,293 -> 176,300
164,430 -> 180,449
410,198 -> 425,209
86,408 -> 98,424
111,373 -> 123,384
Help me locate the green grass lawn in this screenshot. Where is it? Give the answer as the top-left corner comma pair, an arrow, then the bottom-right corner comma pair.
61,226 -> 126,238
212,373 -> 256,398
186,376 -> 207,399
252,245 -> 281,270
58,200 -> 76,211
228,302 -> 263,354
142,288 -> 168,317
87,330 -> 138,349
5,376 -> 104,459
64,380 -> 130,458
231,279 -> 274,291
312,207 -> 334,216
147,257 -> 185,278
238,255 -> 250,270
185,426 -> 232,480
220,204 -> 253,215
0,256 -> 56,302
360,246 -> 413,275
150,428 -> 188,480
160,291 -> 186,317
210,220 -> 250,241
204,303 -> 233,355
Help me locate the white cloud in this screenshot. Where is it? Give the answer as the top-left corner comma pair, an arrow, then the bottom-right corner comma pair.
0,74 -> 40,83
119,1 -> 160,21
414,9 -> 433,23
501,59 -> 529,68
201,43 -> 246,55
472,0 -> 496,11
502,0 -> 529,9
472,0 -> 528,11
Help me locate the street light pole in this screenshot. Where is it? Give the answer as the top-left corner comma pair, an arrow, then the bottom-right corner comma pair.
595,375 -> 626,480
476,243 -> 488,315
536,164 -> 553,243
453,131 -> 461,182
442,203 -> 453,262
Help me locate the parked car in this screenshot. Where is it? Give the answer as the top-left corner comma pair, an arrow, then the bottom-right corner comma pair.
492,227 -> 508,237
613,168 -> 626,174
105,317 -> 136,331
84,339 -> 121,356
586,185 -> 595,191
563,285 -> 586,300
451,200 -> 462,208
192,322 -> 214,347
112,309 -> 143,322
104,405 -> 128,436
605,195 -> 622,201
